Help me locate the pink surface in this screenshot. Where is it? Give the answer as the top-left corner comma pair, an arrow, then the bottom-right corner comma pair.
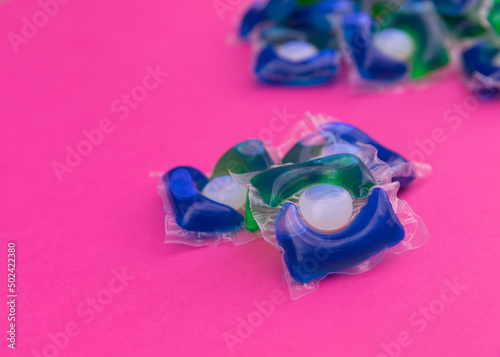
1,1 -> 499,356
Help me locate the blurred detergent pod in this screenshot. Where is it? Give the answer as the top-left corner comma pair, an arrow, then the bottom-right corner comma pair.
253,24 -> 341,85
462,37 -> 500,99
342,2 -> 450,88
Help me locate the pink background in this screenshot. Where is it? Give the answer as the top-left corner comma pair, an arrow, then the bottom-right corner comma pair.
1,0 -> 499,356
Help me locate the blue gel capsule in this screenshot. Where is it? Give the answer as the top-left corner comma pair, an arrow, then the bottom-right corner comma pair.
343,12 -> 409,81
462,40 -> 500,99
275,188 -> 405,283
163,167 -> 244,233
255,26 -> 340,85
320,122 -> 416,188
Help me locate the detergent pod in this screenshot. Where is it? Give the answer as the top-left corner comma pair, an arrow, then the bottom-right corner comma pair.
253,24 -> 341,85
242,0 -> 360,85
158,140 -> 276,246
461,37 -> 500,99
233,153 -> 429,299
342,2 -> 450,90
281,119 -> 430,188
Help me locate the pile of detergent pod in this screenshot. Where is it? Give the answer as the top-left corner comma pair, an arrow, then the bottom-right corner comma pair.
158,115 -> 430,299
239,0 -> 500,97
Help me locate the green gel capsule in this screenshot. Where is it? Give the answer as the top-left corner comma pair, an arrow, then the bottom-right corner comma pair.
282,132 -> 332,164
211,139 -> 275,232
211,139 -> 275,179
250,154 -> 376,207
245,191 -> 260,233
